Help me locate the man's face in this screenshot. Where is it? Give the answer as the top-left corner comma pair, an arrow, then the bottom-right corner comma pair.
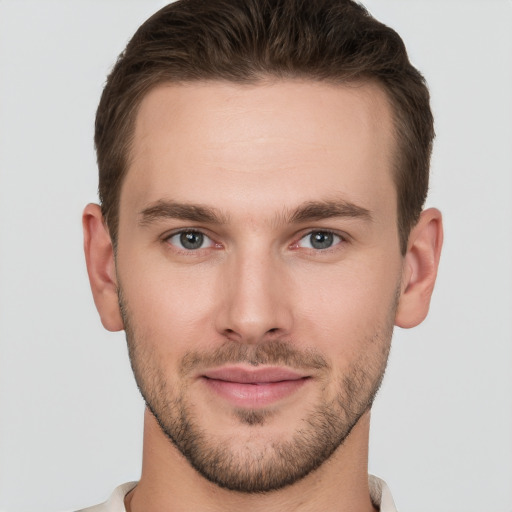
115,80 -> 403,492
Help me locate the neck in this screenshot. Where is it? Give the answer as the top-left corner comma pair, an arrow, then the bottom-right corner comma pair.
126,409 -> 377,512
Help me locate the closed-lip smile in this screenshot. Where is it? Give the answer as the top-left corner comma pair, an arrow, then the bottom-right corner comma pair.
201,366 -> 310,408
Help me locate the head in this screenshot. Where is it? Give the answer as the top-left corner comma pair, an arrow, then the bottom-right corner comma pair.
84,0 -> 442,495
95,0 -> 434,255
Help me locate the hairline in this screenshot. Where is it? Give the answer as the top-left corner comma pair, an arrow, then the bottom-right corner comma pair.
107,74 -> 408,253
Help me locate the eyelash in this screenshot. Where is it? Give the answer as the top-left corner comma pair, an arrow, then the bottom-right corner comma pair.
292,230 -> 346,252
163,229 -> 347,253
164,229 -> 220,253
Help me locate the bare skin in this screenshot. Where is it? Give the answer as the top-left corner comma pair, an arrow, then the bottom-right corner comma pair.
84,80 -> 443,512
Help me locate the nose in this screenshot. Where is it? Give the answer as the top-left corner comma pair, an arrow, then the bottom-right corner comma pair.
215,248 -> 294,344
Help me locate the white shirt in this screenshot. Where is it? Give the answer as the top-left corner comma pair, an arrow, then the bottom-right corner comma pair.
76,475 -> 398,511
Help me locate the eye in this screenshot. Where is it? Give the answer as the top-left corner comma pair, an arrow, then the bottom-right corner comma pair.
167,230 -> 215,250
297,231 -> 342,250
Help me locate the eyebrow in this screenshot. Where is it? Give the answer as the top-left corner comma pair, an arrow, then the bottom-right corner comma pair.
288,200 -> 372,224
138,198 -> 372,227
138,200 -> 229,226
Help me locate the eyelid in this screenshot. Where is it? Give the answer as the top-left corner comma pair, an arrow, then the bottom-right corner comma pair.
161,227 -> 349,252
291,229 -> 348,250
163,228 -> 220,251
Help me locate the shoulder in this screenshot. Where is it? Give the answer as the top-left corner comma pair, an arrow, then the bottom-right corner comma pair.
369,475 -> 398,512
75,482 -> 137,512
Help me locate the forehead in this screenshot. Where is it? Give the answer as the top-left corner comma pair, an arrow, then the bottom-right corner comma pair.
123,80 -> 396,220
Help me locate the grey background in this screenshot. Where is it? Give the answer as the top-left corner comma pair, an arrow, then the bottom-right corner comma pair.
0,1 -> 511,511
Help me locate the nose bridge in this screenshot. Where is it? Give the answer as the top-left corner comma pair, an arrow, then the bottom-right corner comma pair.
217,243 -> 292,342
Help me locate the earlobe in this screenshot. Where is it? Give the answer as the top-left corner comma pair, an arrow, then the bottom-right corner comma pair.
395,208 -> 443,329
83,203 -> 124,332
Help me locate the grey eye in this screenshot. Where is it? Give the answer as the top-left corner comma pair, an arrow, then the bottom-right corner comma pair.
168,231 -> 213,250
298,231 -> 341,250
181,232 -> 204,249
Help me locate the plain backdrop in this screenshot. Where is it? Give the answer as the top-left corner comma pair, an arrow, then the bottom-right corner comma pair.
0,1 -> 511,511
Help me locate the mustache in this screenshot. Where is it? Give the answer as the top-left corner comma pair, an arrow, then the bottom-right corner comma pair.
179,339 -> 330,376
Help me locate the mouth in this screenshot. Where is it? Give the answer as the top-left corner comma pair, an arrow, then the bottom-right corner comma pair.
201,366 -> 311,408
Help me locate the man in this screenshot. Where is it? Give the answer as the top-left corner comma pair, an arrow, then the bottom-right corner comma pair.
81,0 -> 443,510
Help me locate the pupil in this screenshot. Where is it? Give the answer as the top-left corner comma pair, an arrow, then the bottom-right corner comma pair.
311,232 -> 333,249
180,231 -> 204,249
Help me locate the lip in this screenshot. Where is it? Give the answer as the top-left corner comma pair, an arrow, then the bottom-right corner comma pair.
201,366 -> 310,408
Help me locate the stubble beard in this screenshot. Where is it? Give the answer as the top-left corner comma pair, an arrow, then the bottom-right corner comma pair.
119,291 -> 395,494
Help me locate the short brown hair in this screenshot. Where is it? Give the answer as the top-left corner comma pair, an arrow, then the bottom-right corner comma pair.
95,0 -> 434,254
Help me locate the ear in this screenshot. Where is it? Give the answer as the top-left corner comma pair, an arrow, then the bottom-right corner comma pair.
395,208 -> 443,328
83,203 -> 124,332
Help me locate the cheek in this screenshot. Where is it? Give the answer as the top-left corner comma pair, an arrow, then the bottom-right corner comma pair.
117,242 -> 402,361
292,259 -> 400,352
118,258 -> 220,349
